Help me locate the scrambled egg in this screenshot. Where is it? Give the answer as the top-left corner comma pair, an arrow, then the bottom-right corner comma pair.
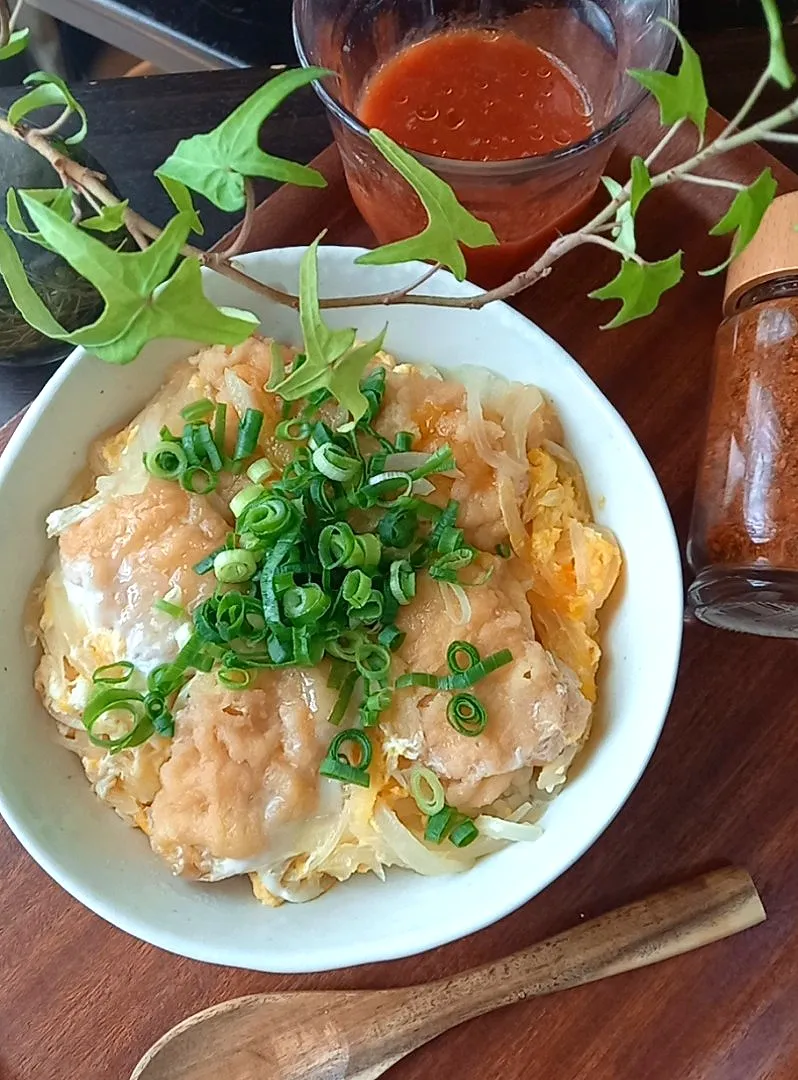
34,338 -> 621,905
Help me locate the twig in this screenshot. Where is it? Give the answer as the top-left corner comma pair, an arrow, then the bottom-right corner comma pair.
219,178 -> 256,260
720,70 -> 770,140
644,120 -> 685,169
677,174 -> 746,192
0,0 -> 10,47
760,131 -> 798,144
383,262 -> 441,302
36,105 -> 74,139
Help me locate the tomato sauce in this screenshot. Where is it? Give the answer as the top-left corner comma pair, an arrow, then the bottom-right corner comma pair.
358,28 -> 592,162
351,28 -> 597,287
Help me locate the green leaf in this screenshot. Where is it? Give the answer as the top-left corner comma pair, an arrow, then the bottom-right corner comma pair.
629,21 -> 708,135
8,71 -> 88,145
629,156 -> 652,215
356,130 -> 498,281
589,253 -> 684,329
6,187 -> 73,252
79,201 -> 129,233
273,236 -> 386,423
601,177 -> 636,258
761,0 -> 796,89
703,168 -> 778,276
155,171 -> 204,236
157,67 -> 330,212
0,28 -> 30,61
2,197 -> 258,363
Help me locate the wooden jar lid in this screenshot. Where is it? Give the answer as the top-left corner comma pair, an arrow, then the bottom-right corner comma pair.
724,190 -> 798,314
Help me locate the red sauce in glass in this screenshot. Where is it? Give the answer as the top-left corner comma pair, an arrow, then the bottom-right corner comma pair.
358,28 -> 592,161
350,28 -> 597,287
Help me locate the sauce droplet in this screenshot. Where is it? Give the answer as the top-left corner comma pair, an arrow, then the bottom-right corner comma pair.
444,107 -> 465,130
416,104 -> 440,121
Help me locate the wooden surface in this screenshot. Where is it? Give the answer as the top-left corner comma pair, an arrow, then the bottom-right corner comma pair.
133,869 -> 765,1080
4,104 -> 798,1080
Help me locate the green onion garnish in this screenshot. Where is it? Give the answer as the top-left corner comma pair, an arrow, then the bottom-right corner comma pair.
144,440 -> 188,481
92,661 -> 135,685
83,687 -> 153,753
319,728 -> 372,787
342,569 -> 372,609
408,444 -> 454,480
218,666 -> 253,689
447,693 -> 487,736
410,766 -> 445,817
153,598 -> 185,618
180,398 -> 214,423
311,443 -> 362,483
233,408 -> 265,460
230,484 -> 264,519
450,817 -> 479,848
394,431 -> 413,452
388,559 -> 416,605
180,466 -> 218,495
275,418 -> 310,442
213,403 -> 227,453
195,422 -> 223,472
328,669 -> 359,726
213,549 -> 257,584
354,642 -> 391,681
425,806 -> 456,844
283,583 -> 331,625
247,458 -> 274,484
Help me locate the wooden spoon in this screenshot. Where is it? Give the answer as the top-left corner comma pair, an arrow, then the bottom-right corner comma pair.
132,866 -> 764,1080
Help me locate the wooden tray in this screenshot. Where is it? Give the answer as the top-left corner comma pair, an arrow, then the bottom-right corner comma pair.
3,104 -> 798,1080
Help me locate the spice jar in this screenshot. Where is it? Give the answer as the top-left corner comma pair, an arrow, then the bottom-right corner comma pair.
688,191 -> 798,636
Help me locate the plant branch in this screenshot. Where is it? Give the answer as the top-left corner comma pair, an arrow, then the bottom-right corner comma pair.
36,105 -> 74,139
720,70 -> 770,140
218,178 -> 256,260
644,119 -> 686,169
383,261 -> 441,301
0,0 -> 9,48
677,174 -> 746,192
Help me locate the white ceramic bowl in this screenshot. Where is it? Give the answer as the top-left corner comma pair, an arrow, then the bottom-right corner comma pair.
0,247 -> 683,973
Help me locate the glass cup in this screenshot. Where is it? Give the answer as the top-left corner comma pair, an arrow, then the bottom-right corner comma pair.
293,0 -> 678,288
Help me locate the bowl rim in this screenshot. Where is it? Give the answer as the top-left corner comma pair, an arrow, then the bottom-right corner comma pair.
0,246 -> 684,971
291,0 -> 680,175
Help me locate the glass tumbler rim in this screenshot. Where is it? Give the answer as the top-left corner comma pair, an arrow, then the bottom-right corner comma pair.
292,0 -> 680,176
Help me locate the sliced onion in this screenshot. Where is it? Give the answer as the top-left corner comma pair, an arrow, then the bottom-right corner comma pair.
569,519 -> 591,594
438,580 -> 471,626
497,473 -> 527,556
462,371 -> 529,481
224,369 -> 258,418
474,814 -> 543,843
502,383 -> 546,463
373,803 -> 469,875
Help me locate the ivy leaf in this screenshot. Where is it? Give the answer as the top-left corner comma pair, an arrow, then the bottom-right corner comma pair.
155,171 -> 204,236
630,156 -> 652,215
80,201 -> 129,233
589,253 -> 684,329
761,0 -> 796,89
629,21 -> 708,136
273,236 -> 386,423
6,187 -> 73,252
703,168 -> 778,276
8,72 -> 88,145
1,198 -> 258,363
602,177 -> 636,258
157,67 -> 330,212
356,130 -> 498,281
0,28 -> 30,61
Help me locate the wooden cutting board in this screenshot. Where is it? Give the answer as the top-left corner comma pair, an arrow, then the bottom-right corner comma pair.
3,103 -> 798,1080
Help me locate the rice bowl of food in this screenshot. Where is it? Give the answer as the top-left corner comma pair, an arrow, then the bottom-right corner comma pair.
0,247 -> 683,972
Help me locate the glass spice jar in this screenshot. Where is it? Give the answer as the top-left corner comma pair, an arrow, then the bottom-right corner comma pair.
688,191 -> 798,637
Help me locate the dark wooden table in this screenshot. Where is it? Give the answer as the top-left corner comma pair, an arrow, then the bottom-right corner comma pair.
3,23 -> 798,1080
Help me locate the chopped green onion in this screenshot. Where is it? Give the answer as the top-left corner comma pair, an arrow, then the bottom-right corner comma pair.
450,817 -> 480,848
238,494 -> 296,539
213,403 -> 227,453
378,625 -> 405,651
429,548 -> 475,582
425,806 -> 456,844
83,688 -> 152,753
395,672 -> 442,690
144,440 -> 188,481
363,687 -> 393,714
437,526 -> 464,555
312,443 -> 362,483
447,693 -> 487,736
410,766 -> 445,816
247,458 -> 274,484
326,630 -> 364,662
180,466 -> 218,495
233,408 -> 264,460
180,398 -> 214,423
92,661 -> 135,685
378,507 -> 418,549
430,500 -> 459,547
342,569 -> 372,609
318,522 -> 356,569
283,583 -> 331,625
394,431 -> 413,452
230,484 -> 264,519
496,542 -> 512,558
328,669 -> 359,726
218,666 -> 253,689
153,598 -> 185,618
447,641 -> 481,674
389,559 -> 416,605
193,547 -> 222,575
319,728 -> 372,787
354,642 -> 390,680
350,533 -> 381,570
195,422 -> 223,472
367,471 -> 413,500
275,418 -> 311,442
409,444 -> 454,480
214,549 -> 257,584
